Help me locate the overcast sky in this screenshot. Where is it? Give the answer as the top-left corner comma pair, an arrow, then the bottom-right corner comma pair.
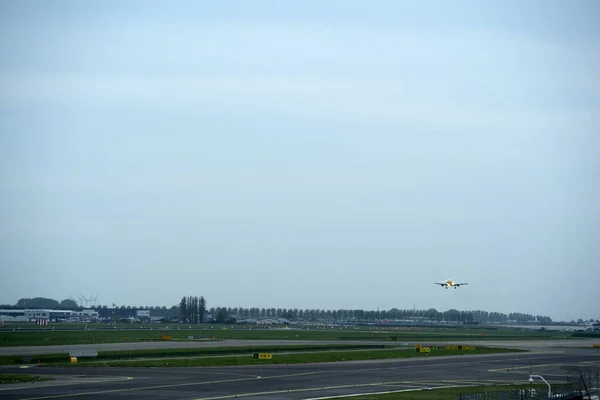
1,1 -> 598,322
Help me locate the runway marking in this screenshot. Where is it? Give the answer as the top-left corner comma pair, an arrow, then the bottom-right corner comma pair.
379,384 -> 426,389
158,369 -> 262,379
18,376 -> 261,400
18,370 -> 338,400
418,380 -> 502,384
191,376 -> 537,400
192,382 -> 480,400
306,386 -> 478,400
81,366 -> 259,378
314,354 -> 571,376
488,360 -> 600,374
488,364 -> 552,372
17,353 -> 580,399
0,377 -> 134,392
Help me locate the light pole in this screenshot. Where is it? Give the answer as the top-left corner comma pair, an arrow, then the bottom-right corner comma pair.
529,374 -> 552,398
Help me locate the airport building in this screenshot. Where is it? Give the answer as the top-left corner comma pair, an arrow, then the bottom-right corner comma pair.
0,309 -> 99,323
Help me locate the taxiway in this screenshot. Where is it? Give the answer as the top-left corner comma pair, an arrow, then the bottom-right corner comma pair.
0,346 -> 598,399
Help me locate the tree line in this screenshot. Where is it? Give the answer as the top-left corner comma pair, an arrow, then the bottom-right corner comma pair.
179,296 -> 206,324
4,296 -> 598,325
203,307 -> 556,325
0,297 -> 78,310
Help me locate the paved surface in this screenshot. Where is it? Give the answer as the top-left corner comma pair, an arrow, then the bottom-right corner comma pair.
1,338 -> 598,356
0,346 -> 598,399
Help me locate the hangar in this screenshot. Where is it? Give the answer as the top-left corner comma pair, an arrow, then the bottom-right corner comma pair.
0,309 -> 99,323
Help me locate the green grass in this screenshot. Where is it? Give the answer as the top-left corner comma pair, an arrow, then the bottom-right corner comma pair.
54,346 -> 521,368
347,383 -> 575,399
0,344 -> 389,365
572,331 -> 600,338
0,325 -> 570,347
0,374 -> 54,384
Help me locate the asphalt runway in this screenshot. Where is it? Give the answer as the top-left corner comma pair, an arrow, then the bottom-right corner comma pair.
1,346 -> 599,399
1,338 -> 598,356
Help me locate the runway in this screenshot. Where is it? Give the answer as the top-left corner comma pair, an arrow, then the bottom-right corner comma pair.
1,347 -> 598,399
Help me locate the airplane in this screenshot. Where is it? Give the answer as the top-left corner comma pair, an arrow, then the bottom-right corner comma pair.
435,279 -> 469,289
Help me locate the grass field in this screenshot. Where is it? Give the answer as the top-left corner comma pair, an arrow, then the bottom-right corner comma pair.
0,374 -> 54,384
0,325 -> 570,347
347,383 -> 574,400
0,343 -> 390,365
48,346 -> 520,368
572,331 -> 600,338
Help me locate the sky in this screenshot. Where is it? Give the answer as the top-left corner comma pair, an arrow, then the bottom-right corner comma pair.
0,1 -> 599,322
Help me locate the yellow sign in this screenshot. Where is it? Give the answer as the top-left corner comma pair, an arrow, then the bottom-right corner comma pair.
593,344 -> 600,348
254,353 -> 272,359
158,335 -> 172,340
70,357 -> 78,364
416,347 -> 430,353
445,345 -> 476,351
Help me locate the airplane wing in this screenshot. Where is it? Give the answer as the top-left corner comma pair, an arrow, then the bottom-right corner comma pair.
456,283 -> 469,285
434,282 -> 447,286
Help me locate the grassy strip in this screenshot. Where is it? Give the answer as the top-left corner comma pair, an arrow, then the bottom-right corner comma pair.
0,374 -> 54,384
571,331 -> 600,338
0,344 -> 390,365
348,383 -> 574,400
0,327 -> 568,347
92,344 -> 389,360
60,347 -> 522,368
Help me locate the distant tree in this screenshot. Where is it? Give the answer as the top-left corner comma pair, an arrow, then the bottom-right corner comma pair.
199,296 -> 206,323
168,305 -> 179,318
189,296 -> 195,323
216,307 -> 228,323
466,312 -> 474,323
59,299 -> 78,309
180,297 -> 187,322
16,297 -> 59,309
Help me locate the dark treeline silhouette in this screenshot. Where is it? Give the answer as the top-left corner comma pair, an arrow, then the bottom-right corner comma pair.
0,297 -> 78,310
179,296 -> 206,324
205,307 -> 555,325
6,296 -> 599,325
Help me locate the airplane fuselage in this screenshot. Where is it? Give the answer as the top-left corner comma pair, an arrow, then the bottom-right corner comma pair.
435,279 -> 468,289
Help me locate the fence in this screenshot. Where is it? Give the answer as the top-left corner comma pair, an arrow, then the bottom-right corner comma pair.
564,366 -> 600,399
456,383 -> 581,400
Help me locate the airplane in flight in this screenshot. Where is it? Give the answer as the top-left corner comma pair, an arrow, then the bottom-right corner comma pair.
435,279 -> 469,289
